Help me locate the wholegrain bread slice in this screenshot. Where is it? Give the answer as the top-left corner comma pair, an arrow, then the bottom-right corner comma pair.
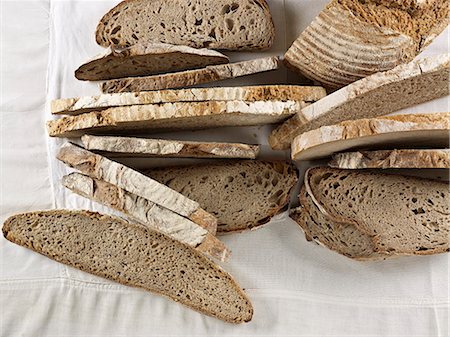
95,0 -> 274,50
290,186 -> 388,260
270,54 -> 450,150
62,173 -> 229,261
329,149 -> 450,169
51,85 -> 326,115
47,100 -> 302,138
101,57 -> 280,93
57,143 -> 217,233
284,0 -> 449,88
291,113 -> 450,160
2,210 -> 253,323
144,161 -> 298,233
81,135 -> 260,159
305,167 -> 450,256
75,43 -> 229,81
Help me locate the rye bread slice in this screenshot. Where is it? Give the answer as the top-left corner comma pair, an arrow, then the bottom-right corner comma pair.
47,100 -> 301,138
290,186 -> 388,260
269,54 -> 450,150
81,135 -> 260,159
305,167 -> 450,256
62,173 -> 229,261
57,143 -> 218,233
51,85 -> 326,116
284,0 -> 449,88
2,210 -> 253,323
144,161 -> 298,233
75,43 -> 229,81
95,0 -> 274,50
291,113 -> 450,160
101,57 -> 280,93
329,149 -> 450,169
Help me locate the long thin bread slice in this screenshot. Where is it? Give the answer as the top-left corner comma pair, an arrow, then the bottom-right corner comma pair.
62,173 -> 229,261
329,149 -> 450,169
305,167 -> 450,256
75,43 -> 229,81
284,0 -> 448,89
290,186 -> 388,260
57,143 -> 217,233
2,210 -> 253,323
270,54 -> 450,150
81,135 -> 260,159
47,100 -> 302,138
51,85 -> 326,115
101,57 -> 280,93
95,0 -> 274,51
291,113 -> 450,161
144,161 -> 298,233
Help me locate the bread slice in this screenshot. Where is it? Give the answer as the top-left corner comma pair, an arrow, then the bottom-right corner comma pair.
329,149 -> 450,169
144,161 -> 298,233
75,43 -> 229,81
2,210 -> 253,323
101,57 -> 280,93
81,135 -> 260,159
269,54 -> 450,150
47,100 -> 301,138
290,186 -> 387,260
62,173 -> 229,261
95,0 -> 274,50
57,143 -> 218,233
291,113 -> 450,160
284,0 -> 449,88
304,167 -> 450,256
51,85 -> 326,116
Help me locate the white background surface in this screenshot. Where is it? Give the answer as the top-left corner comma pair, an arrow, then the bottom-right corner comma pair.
1,0 -> 449,336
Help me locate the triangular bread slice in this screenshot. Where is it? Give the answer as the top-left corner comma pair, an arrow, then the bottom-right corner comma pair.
75,43 -> 229,81
303,167 -> 450,257
57,143 -> 218,233
47,100 -> 302,138
101,57 -> 280,93
95,0 -> 274,51
2,210 -> 253,323
144,161 -> 298,233
329,149 -> 450,169
270,54 -> 450,150
51,85 -> 326,115
291,113 -> 450,161
81,135 -> 260,159
284,0 -> 448,89
62,173 -> 230,261
290,186 -> 388,260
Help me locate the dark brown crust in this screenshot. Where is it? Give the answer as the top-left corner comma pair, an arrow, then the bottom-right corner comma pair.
2,210 -> 253,323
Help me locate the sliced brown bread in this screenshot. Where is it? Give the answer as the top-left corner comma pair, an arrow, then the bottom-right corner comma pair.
62,173 -> 229,261
269,54 -> 450,150
75,43 -> 229,81
290,186 -> 387,260
57,143 -> 217,233
2,210 -> 253,323
81,135 -> 260,159
51,85 -> 326,116
291,113 -> 450,160
101,57 -> 280,93
144,161 -> 298,233
284,0 -> 449,88
329,149 -> 450,169
95,0 -> 274,50
47,100 -> 301,138
305,167 -> 450,256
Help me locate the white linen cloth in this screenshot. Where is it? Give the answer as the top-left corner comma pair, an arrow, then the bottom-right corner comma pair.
1,0 -> 449,335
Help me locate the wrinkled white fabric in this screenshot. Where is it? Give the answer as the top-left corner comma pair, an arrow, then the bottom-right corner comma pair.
1,0 -> 449,336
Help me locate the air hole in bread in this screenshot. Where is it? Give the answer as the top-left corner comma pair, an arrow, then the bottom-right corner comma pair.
226,19 -> 234,31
